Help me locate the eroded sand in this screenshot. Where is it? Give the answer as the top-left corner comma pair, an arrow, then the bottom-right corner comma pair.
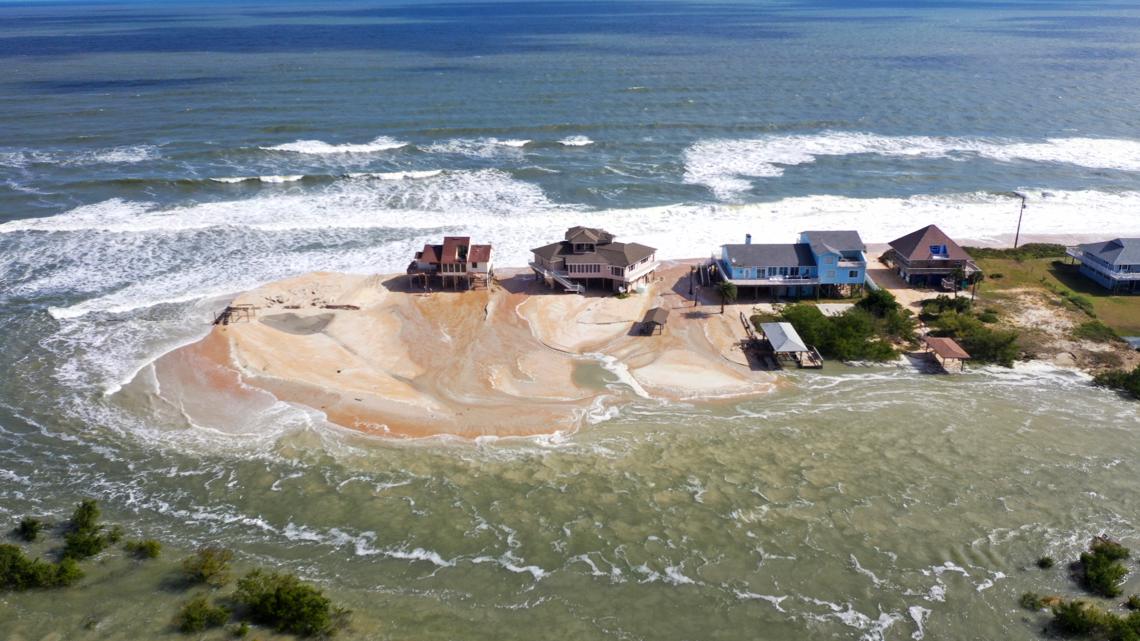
143,265 -> 776,438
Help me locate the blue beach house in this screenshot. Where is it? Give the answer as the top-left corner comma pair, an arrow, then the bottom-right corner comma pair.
718,230 -> 867,298
1066,238 -> 1140,294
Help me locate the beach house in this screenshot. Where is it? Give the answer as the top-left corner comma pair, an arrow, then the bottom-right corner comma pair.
530,227 -> 658,293
718,230 -> 867,298
884,225 -> 979,289
409,236 -> 493,289
1066,238 -> 1140,294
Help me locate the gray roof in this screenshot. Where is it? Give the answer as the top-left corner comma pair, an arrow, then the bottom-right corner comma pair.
802,230 -> 866,256
1078,238 -> 1140,266
532,237 -> 656,268
643,307 -> 669,326
565,226 -> 614,245
723,243 -> 815,267
889,225 -> 972,261
760,322 -> 809,353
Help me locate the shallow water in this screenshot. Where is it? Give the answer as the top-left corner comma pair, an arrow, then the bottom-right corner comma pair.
2,0 -> 1140,639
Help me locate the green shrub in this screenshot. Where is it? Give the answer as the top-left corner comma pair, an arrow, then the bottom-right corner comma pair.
232,621 -> 251,638
964,244 -> 1067,260
1094,365 -> 1140,400
990,272 -> 1004,279
977,310 -> 999,324
855,288 -> 899,318
779,304 -> 898,362
1020,591 -> 1044,610
0,544 -> 84,590
921,295 -> 972,318
1052,600 -> 1109,636
1037,556 -> 1055,569
182,547 -> 234,587
62,499 -> 119,561
15,517 -> 43,542
929,312 -> 1019,367
125,539 -> 162,559
1078,537 -> 1130,598
1127,595 -> 1140,611
235,569 -> 348,637
1073,320 -> 1122,344
174,594 -> 230,633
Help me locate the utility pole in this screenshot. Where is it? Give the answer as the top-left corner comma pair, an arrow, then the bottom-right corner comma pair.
1012,192 -> 1027,248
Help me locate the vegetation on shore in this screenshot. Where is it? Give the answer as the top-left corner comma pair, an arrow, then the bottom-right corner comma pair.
963,243 -> 1067,261
4,500 -> 350,637
920,295 -> 1019,367
1094,365 -> 1140,400
752,289 -> 915,362
1020,537 -> 1138,640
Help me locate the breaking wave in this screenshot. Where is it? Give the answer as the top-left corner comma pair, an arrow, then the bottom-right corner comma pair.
420,137 -> 532,157
559,135 -> 595,147
683,132 -> 1140,199
0,144 -> 159,168
261,135 -> 408,154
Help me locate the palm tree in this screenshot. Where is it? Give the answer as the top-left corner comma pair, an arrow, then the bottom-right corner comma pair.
969,271 -> 985,303
949,266 -> 966,298
716,281 -> 738,314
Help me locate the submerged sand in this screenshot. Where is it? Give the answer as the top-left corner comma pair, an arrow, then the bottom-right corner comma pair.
144,264 -> 776,438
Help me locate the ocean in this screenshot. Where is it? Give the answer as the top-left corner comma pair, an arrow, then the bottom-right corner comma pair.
1,1 -> 1139,639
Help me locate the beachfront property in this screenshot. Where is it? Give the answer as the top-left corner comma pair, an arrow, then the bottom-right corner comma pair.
530,226 -> 658,293
717,230 -> 868,298
408,236 -> 493,289
883,224 -> 979,289
1065,238 -> 1140,294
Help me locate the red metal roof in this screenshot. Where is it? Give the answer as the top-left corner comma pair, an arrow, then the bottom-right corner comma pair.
924,336 -> 971,360
469,244 -> 492,263
440,236 -> 471,264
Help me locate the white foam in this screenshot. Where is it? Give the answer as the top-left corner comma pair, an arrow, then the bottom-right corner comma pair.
908,606 -> 932,640
420,137 -> 531,158
559,135 -> 594,147
259,174 -> 304,183
0,145 -> 158,168
346,169 -> 444,180
684,132 -> 1140,199
262,135 -> 407,154
734,591 -> 788,612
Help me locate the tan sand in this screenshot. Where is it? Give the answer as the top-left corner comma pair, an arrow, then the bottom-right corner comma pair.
143,264 -> 776,439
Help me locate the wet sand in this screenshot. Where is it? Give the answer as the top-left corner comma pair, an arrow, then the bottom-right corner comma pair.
145,264 -> 776,438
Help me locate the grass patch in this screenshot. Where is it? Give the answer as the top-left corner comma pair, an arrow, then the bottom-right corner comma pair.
976,257 -> 1140,334
963,243 -> 1067,260
1073,320 -> 1123,344
1037,556 -> 1056,569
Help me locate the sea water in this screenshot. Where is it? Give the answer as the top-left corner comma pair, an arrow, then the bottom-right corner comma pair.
1,1 -> 1139,639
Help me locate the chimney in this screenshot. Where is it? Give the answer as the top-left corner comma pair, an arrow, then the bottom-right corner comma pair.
745,233 -> 752,245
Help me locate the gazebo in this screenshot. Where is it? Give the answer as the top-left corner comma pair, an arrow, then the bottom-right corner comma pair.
923,336 -> 970,373
641,307 -> 669,335
759,322 -> 823,368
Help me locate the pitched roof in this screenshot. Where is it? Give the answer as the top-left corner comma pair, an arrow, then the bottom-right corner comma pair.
418,244 -> 442,264
532,228 -> 656,268
723,243 -> 816,267
1078,238 -> 1140,266
924,336 -> 971,360
565,226 -> 614,245
468,244 -> 492,263
760,322 -> 809,353
440,236 -> 471,264
802,230 -> 866,255
643,307 -> 669,326
888,225 -> 972,261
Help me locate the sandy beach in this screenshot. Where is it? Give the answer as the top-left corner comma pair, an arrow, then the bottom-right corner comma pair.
145,263 -> 776,439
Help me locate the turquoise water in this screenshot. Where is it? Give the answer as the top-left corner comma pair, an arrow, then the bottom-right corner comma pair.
2,1 -> 1140,639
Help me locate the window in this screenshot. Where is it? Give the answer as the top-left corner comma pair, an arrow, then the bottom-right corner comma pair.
849,270 -> 858,278
779,267 -> 789,276
472,262 -> 478,269
611,266 -> 623,277
790,267 -> 799,276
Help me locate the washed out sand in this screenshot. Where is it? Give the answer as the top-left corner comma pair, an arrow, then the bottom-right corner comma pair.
143,264 -> 776,439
